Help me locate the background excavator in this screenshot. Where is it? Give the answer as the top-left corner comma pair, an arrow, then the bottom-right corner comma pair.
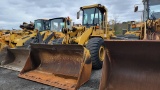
18,4 -> 115,90
99,0 -> 160,90
0,17 -> 70,72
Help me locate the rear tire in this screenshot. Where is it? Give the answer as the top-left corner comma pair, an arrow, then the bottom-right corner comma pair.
86,37 -> 105,70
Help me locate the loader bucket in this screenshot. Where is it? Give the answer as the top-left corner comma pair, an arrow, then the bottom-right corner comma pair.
99,40 -> 160,90
19,44 -> 92,90
0,48 -> 30,71
0,44 -> 8,63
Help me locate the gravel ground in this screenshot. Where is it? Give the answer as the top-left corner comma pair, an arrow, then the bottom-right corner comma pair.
0,68 -> 102,90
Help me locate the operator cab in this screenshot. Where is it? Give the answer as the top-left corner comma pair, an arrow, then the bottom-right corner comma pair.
50,17 -> 71,32
34,19 -> 50,31
77,4 -> 107,28
128,21 -> 140,31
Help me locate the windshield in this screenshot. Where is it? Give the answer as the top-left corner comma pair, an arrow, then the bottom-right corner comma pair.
128,24 -> 140,31
34,20 -> 50,31
129,27 -> 140,31
34,20 -> 44,31
82,8 -> 103,27
149,4 -> 160,19
50,19 -> 66,32
44,20 -> 50,30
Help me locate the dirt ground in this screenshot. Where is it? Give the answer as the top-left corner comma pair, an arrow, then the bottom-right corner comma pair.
0,68 -> 102,90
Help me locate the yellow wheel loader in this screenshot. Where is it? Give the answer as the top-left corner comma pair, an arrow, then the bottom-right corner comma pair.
113,21 -> 144,40
0,19 -> 50,71
0,17 -> 69,71
0,19 -> 49,53
124,21 -> 143,39
0,23 -> 35,64
99,0 -> 160,90
0,22 -> 35,50
18,4 -> 111,90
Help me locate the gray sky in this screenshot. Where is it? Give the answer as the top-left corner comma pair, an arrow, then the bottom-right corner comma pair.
0,0 -> 143,29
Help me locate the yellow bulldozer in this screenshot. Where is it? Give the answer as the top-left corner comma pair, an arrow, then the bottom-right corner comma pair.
99,0 -> 160,90
18,4 -> 113,90
0,17 -> 70,71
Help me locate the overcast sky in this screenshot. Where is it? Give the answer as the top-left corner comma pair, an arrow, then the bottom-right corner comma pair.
0,0 -> 143,29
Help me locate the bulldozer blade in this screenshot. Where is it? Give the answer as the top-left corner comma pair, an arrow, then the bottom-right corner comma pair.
0,48 -> 30,71
19,44 -> 92,90
99,40 -> 160,90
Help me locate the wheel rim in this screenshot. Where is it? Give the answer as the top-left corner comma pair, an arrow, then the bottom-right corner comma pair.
99,46 -> 105,61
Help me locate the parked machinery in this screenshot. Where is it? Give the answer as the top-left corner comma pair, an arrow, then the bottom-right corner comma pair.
0,19 -> 50,71
0,17 -> 71,72
18,4 -> 112,90
124,21 -> 144,39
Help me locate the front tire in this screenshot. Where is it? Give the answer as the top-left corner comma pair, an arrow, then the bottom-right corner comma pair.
86,37 -> 105,70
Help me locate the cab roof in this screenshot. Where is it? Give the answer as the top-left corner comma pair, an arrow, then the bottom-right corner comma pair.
80,4 -> 107,12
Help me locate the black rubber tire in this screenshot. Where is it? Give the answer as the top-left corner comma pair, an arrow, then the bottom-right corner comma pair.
52,38 -> 63,44
86,37 -> 104,70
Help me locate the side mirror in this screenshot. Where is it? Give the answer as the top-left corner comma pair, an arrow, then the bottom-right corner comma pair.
134,6 -> 138,12
77,11 -> 80,19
